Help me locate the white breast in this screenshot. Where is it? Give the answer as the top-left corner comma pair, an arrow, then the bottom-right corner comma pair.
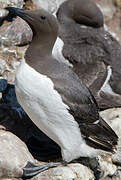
15,59 -> 103,162
100,66 -> 115,94
52,37 -> 73,67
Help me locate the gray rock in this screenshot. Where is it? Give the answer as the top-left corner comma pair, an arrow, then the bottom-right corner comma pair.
100,108 -> 121,137
112,170 -> 121,180
100,108 -> 121,166
0,46 -> 27,82
31,163 -> 95,180
0,9 -> 9,19
0,130 -> 35,178
0,17 -> 32,46
112,139 -> 121,166
31,0 -> 66,14
0,0 -> 24,8
1,179 -> 22,180
98,154 -> 117,178
0,125 -> 6,130
93,0 -> 116,21
93,0 -> 121,43
0,5 -> 32,47
0,130 -> 95,180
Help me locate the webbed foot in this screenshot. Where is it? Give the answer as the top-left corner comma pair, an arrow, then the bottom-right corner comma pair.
22,161 -> 61,179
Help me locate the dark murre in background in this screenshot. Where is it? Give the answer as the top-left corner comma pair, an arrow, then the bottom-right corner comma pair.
53,0 -> 121,110
5,7 -> 118,178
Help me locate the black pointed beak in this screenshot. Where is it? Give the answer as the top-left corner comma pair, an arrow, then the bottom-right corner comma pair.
5,7 -> 25,20
5,7 -> 37,36
5,6 -> 34,24
0,7 -> 19,26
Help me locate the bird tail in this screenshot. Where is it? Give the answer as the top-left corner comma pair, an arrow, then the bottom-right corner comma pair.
80,116 -> 118,153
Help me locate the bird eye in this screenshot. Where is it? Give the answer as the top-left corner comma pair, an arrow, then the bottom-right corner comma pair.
41,16 -> 46,20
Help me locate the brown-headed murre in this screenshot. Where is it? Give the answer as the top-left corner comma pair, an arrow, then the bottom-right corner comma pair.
5,7 -> 118,178
53,0 -> 121,110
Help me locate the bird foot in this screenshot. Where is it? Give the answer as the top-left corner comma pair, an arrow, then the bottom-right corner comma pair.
22,161 -> 61,179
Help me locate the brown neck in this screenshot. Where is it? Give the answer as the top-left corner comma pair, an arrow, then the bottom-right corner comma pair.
25,34 -> 55,68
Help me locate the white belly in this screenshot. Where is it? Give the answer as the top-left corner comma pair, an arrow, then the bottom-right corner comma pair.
15,59 -> 102,162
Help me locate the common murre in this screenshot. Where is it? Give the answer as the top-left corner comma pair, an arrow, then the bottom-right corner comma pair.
5,7 -> 118,178
53,0 -> 121,110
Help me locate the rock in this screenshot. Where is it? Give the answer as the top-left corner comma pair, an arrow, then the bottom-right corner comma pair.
98,108 -> 121,176
93,0 -> 116,21
0,130 -> 35,178
112,170 -> 121,180
0,9 -> 9,27
98,154 -> 117,178
1,179 -> 22,180
31,163 -> 95,180
0,57 -> 10,75
100,177 -> 111,180
92,170 -> 121,180
0,125 -> 6,130
100,108 -> 121,137
0,0 -> 24,8
0,46 -> 27,82
0,9 -> 9,19
112,138 -> 121,166
105,10 -> 121,43
0,5 -> 32,47
115,0 -> 121,10
31,0 -> 65,14
0,17 -> 32,46
32,0 -> 57,14
24,0 -> 36,10
92,0 -> 121,43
